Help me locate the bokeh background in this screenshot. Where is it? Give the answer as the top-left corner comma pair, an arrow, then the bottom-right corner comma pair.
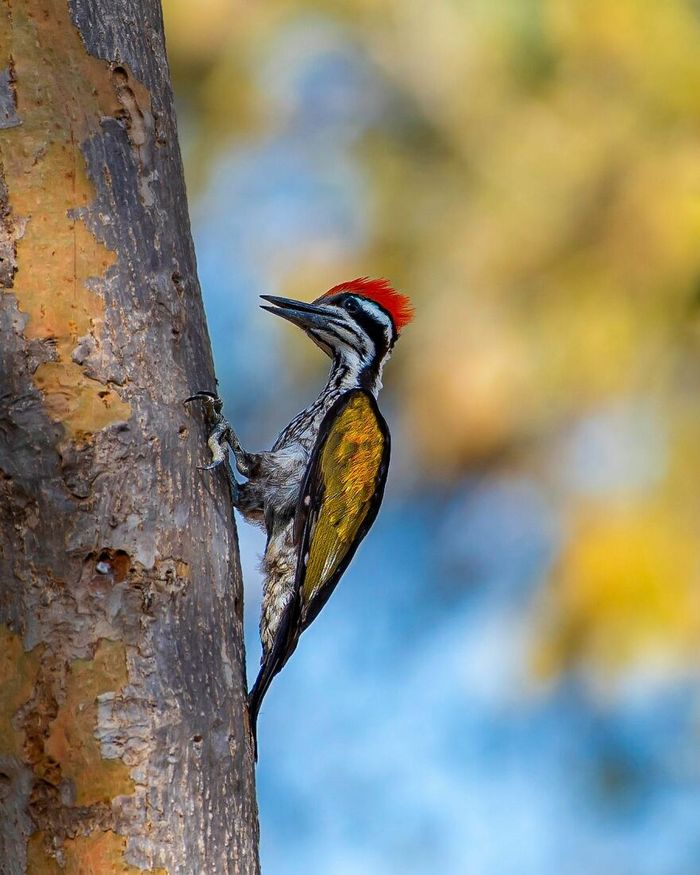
161,2 -> 700,872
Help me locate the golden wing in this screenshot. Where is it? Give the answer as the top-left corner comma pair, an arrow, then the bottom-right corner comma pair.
295,389 -> 390,628
248,390 -> 390,756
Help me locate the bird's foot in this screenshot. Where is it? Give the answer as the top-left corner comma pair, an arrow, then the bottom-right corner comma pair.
184,390 -> 232,471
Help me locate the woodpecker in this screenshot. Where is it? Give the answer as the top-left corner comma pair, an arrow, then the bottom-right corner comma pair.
186,278 -> 413,757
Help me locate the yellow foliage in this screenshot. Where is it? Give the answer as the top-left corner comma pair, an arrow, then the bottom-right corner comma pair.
534,502 -> 700,678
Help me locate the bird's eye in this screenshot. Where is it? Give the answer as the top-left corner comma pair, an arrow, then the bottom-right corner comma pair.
345,298 -> 359,314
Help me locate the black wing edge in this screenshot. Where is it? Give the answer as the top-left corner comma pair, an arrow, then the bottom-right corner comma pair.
293,388 -> 391,631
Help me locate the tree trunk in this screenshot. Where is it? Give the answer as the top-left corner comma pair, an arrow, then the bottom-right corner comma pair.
0,1 -> 260,873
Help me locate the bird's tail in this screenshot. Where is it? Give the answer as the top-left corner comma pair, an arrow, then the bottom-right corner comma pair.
247,657 -> 279,762
247,602 -> 300,762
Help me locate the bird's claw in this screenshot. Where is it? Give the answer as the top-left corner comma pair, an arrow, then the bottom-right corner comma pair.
184,389 -> 223,418
185,389 -> 231,470
198,459 -> 224,471
184,390 -> 242,502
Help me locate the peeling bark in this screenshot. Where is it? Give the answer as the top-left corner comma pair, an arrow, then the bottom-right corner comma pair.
0,1 -> 260,873
0,61 -> 20,131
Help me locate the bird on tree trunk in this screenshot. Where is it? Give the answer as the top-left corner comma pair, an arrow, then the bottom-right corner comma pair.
186,278 -> 413,758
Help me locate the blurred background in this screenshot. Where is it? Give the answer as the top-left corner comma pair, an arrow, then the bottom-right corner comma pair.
162,2 -> 700,872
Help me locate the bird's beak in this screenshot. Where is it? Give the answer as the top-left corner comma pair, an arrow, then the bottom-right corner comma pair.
260,295 -> 331,332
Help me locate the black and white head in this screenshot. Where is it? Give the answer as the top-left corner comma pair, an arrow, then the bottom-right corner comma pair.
261,278 -> 414,394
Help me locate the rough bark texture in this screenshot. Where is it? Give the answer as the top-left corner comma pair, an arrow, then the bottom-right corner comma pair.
0,1 -> 260,873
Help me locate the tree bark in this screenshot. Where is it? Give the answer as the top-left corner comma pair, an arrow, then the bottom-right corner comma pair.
0,1 -> 260,873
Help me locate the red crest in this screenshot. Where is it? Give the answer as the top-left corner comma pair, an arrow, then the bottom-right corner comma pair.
319,277 -> 414,333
